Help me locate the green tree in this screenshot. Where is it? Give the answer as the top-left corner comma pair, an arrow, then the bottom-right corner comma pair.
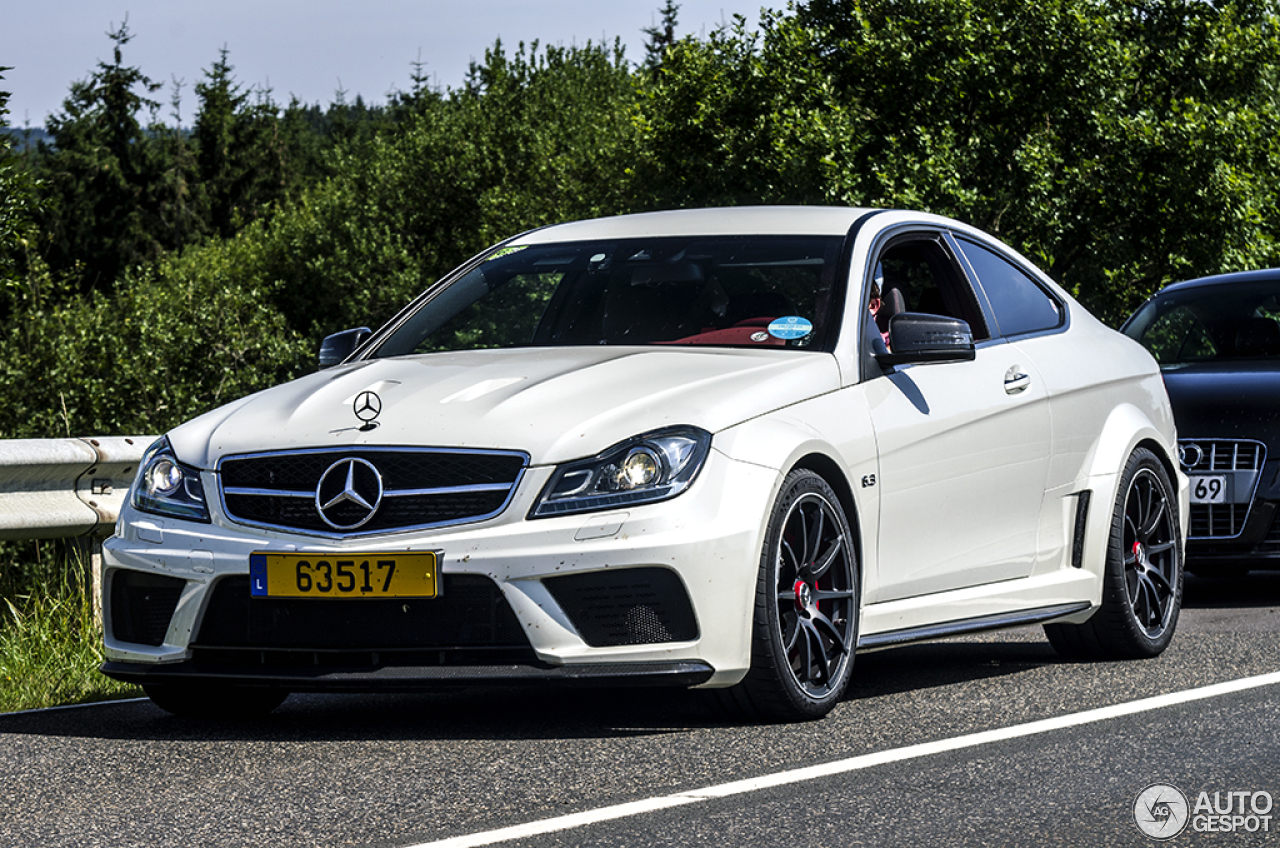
35,20 -> 166,293
144,77 -> 203,249
642,1 -> 682,73
191,66 -> 392,242
0,67 -> 39,288
0,38 -> 638,440
192,50 -> 251,238
631,0 -> 1280,322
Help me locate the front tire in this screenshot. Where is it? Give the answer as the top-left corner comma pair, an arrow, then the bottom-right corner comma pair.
714,470 -> 859,721
1046,447 -> 1182,659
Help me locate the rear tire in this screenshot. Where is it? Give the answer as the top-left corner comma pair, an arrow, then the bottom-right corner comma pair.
1046,447 -> 1182,660
144,683 -> 288,718
712,470 -> 859,721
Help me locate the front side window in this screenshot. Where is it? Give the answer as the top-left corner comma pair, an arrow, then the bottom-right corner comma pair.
1124,281 -> 1280,365
373,236 -> 846,357
871,236 -> 989,341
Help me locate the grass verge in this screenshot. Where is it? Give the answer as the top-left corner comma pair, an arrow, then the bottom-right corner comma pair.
0,553 -> 141,713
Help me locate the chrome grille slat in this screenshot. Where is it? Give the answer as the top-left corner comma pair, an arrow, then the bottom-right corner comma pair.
223,487 -> 313,499
389,483 -> 514,497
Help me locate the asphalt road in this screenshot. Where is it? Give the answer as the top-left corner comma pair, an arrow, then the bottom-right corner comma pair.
2,572 -> 1278,848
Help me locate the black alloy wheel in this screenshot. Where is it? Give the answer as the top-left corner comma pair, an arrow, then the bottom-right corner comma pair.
715,469 -> 859,721
1122,463 -> 1181,640
1046,447 -> 1182,659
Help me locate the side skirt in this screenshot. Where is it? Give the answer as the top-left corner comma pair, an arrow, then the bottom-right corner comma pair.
857,601 -> 1092,651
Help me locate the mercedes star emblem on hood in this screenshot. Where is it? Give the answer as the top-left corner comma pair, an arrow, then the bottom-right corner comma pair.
353,390 -> 382,425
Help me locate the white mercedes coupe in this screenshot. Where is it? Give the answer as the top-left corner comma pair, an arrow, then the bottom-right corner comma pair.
102,207 -> 1188,721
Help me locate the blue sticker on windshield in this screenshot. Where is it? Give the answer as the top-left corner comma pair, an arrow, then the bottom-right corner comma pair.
768,316 -> 813,340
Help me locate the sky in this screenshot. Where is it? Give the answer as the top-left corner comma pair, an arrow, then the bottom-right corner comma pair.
2,1 -> 769,128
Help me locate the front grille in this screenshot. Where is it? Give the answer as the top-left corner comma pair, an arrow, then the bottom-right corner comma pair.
1181,439 -> 1266,540
544,568 -> 699,647
219,447 -> 527,537
194,574 -> 531,653
110,570 -> 185,646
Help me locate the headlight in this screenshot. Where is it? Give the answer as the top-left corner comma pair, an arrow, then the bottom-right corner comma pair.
131,437 -> 210,522
530,427 -> 712,518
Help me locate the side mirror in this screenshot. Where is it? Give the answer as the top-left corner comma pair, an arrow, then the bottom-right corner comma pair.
318,327 -> 371,369
874,313 -> 975,368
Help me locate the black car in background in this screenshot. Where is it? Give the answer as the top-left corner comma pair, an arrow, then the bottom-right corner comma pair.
1123,269 -> 1280,575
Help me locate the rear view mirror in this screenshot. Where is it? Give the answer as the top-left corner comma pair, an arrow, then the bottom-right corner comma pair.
874,313 -> 975,367
318,327 -> 371,369
629,260 -> 705,285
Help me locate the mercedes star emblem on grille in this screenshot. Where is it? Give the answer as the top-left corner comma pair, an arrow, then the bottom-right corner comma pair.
1178,442 -> 1204,470
353,390 -> 382,423
315,457 -> 384,530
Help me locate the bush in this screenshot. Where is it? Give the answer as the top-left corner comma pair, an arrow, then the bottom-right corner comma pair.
0,242 -> 308,439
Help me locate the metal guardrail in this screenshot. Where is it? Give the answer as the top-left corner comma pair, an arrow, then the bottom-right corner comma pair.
0,436 -> 154,627
0,437 -> 152,540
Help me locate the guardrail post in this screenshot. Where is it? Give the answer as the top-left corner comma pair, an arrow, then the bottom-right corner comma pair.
58,535 -> 104,629
92,538 -> 103,630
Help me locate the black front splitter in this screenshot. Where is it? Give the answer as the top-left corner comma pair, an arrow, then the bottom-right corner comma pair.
101,659 -> 715,691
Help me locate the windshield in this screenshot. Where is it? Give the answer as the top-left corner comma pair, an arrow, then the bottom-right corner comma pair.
372,235 -> 846,357
1124,280 -> 1280,365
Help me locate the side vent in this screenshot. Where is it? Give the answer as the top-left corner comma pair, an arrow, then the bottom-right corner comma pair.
1071,490 -> 1092,569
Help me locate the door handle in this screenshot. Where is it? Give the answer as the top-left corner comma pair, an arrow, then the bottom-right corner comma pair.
1004,367 -> 1031,395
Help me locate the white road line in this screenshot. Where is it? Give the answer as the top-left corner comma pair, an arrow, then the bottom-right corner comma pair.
1,696 -> 148,718
409,670 -> 1280,848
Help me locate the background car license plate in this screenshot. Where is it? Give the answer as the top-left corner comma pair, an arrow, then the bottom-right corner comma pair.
1190,475 -> 1227,504
249,552 -> 439,598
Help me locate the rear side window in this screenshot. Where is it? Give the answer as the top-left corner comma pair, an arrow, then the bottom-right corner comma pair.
956,238 -> 1063,338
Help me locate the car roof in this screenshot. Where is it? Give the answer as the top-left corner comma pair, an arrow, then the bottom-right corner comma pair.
511,206 -> 879,243
1155,267 -> 1280,296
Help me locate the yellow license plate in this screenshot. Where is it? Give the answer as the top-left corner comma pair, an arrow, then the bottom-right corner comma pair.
249,552 -> 439,598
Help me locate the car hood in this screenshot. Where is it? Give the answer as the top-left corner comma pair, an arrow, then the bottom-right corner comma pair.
1161,361 -> 1280,443
169,347 -> 841,469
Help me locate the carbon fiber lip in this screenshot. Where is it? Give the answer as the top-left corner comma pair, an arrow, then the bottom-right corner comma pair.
101,660 -> 715,690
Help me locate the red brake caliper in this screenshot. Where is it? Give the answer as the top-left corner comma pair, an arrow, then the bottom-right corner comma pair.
793,579 -> 809,614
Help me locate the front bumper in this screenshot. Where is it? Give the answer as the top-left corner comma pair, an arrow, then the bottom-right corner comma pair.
101,448 -> 776,689
1181,440 -> 1280,571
